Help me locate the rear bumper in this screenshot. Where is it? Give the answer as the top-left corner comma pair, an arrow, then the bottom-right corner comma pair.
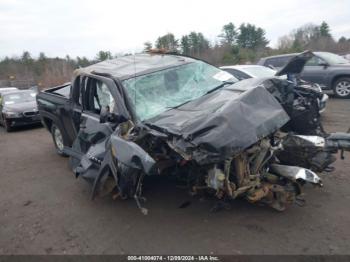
5,115 -> 42,127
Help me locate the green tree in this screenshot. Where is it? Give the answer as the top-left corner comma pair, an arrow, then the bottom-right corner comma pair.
95,51 -> 112,62
21,51 -> 33,64
338,36 -> 347,43
34,52 -> 47,75
196,32 -> 210,51
320,21 -> 331,37
180,35 -> 190,55
294,24 -> 321,46
38,52 -> 47,61
278,23 -> 325,51
219,22 -> 237,46
237,23 -> 269,49
155,33 -> 179,51
188,31 -> 199,55
76,56 -> 91,67
143,41 -> 153,51
186,32 -> 210,56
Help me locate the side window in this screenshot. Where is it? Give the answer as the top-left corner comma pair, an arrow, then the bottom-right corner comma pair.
305,56 -> 326,66
279,56 -> 292,67
266,56 -> 292,68
78,78 -> 85,106
86,78 -> 115,115
265,58 -> 278,68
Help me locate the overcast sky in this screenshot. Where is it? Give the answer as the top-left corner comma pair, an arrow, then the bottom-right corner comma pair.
1,0 -> 350,59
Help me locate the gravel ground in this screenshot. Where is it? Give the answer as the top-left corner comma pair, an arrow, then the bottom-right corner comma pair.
0,98 -> 349,255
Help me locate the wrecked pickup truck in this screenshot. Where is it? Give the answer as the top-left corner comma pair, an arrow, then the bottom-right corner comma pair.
37,53 -> 350,213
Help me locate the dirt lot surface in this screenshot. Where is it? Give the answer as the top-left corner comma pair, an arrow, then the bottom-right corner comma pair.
0,98 -> 349,255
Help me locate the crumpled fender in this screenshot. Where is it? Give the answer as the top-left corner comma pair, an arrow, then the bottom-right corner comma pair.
109,135 -> 156,174
91,134 -> 156,200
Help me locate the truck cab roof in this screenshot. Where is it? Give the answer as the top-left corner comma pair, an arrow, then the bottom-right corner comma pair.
77,53 -> 196,81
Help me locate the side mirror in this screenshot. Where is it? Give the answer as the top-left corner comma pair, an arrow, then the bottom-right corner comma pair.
100,106 -> 126,124
99,106 -> 110,123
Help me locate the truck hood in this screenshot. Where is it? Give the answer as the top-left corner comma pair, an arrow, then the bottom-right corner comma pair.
275,50 -> 314,76
145,85 -> 290,164
3,101 -> 38,113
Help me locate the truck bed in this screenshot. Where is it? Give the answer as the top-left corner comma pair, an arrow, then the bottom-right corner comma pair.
37,83 -> 71,107
42,82 -> 71,98
36,82 -> 76,146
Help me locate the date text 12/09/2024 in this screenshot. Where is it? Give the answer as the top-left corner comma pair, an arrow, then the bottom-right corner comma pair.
127,255 -> 220,261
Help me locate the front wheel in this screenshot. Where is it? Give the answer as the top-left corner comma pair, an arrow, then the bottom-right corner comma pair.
51,123 -> 67,156
333,77 -> 350,98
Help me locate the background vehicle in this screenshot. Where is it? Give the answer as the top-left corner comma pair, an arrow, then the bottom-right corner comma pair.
0,87 -> 20,107
343,54 -> 350,61
220,65 -> 283,80
0,89 -> 41,131
221,56 -> 328,114
257,51 -> 350,98
257,53 -> 296,70
0,87 -> 19,94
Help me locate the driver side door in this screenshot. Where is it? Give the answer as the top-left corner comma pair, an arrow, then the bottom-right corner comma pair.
77,76 -> 117,153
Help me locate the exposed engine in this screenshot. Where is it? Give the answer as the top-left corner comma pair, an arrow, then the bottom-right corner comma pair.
64,117 -> 350,214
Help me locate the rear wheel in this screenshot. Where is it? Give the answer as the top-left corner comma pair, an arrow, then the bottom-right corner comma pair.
333,77 -> 350,98
51,123 -> 67,156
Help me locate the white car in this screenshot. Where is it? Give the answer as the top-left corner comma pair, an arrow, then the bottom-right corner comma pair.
220,65 -> 283,80
0,87 -> 19,94
0,87 -> 19,104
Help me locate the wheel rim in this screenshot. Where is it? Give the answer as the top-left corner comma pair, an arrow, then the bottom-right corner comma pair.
54,127 -> 64,151
335,81 -> 350,96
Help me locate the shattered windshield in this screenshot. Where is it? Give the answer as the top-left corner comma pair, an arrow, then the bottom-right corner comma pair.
3,92 -> 36,105
122,61 -> 237,121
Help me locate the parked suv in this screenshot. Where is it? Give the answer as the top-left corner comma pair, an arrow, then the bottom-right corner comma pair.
258,52 -> 350,98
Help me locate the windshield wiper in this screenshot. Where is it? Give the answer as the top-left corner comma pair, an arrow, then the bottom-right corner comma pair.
206,81 -> 236,95
166,81 -> 236,110
166,99 -> 192,110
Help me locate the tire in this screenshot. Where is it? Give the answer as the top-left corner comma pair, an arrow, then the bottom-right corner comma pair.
333,77 -> 350,98
51,123 -> 67,156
